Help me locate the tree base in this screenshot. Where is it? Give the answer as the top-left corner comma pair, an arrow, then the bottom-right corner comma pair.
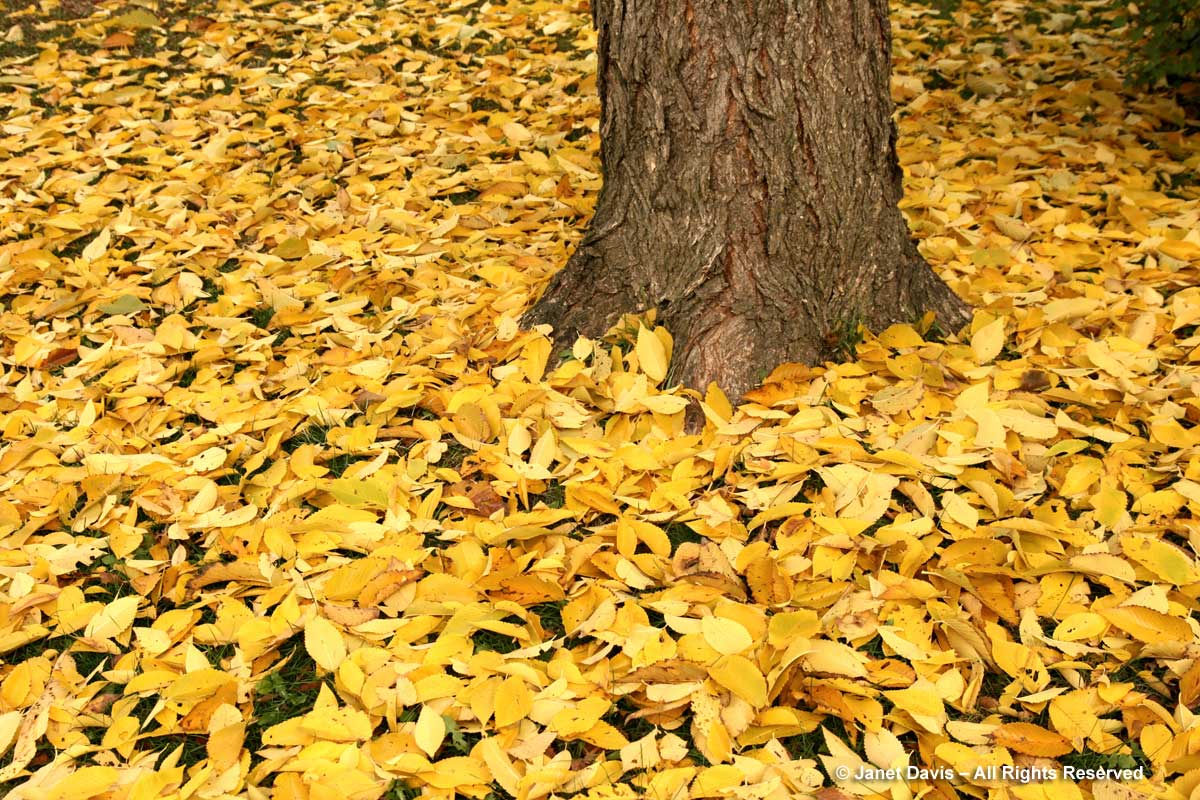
523,246 -> 969,404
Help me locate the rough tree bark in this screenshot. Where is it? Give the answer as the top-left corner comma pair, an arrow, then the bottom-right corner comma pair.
523,0 -> 971,401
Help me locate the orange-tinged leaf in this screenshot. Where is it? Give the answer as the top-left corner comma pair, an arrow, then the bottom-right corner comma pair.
992,722 -> 1073,756
102,32 -> 135,48
207,719 -> 246,769
359,569 -> 423,607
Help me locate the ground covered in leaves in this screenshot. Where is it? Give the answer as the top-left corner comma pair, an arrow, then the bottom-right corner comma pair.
0,0 -> 1198,798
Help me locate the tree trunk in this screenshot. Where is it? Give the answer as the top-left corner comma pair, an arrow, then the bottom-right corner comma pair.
524,0 -> 970,401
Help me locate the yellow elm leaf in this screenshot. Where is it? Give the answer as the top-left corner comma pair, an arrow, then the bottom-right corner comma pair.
767,611 -> 820,648
112,7 -> 159,28
550,695 -> 609,736
1152,421 -> 1197,448
704,381 -> 733,422
1068,553 -> 1137,583
640,393 -> 690,414
271,236 -> 309,260
877,323 -> 925,348
864,728 -> 907,771
502,121 -> 532,142
884,680 -> 947,732
820,727 -> 871,789
452,402 -> 493,444
942,493 -> 978,529
1140,723 -> 1173,769
939,537 -> 1008,569
559,435 -> 614,458
1090,482 -> 1128,528
206,720 -> 246,769
708,655 -> 767,707
358,569 -> 422,607
85,595 -> 139,640
992,213 -> 1034,241
54,586 -> 100,635
1060,457 -> 1101,497
620,731 -> 662,772
970,317 -> 1005,364
1084,340 -> 1133,377
580,720 -> 630,749
1041,296 -> 1102,323
521,335 -> 551,382
0,710 -> 21,756
298,704 -> 373,742
691,764 -> 743,797
1121,534 -> 1200,585
700,616 -> 753,655
744,556 -> 791,606
1159,239 -> 1200,260
187,445 -> 228,473
1053,613 -> 1108,642
628,517 -> 671,557
654,325 -> 674,359
323,557 -> 387,602
289,444 -> 328,479
987,625 -> 1049,689
305,615 -> 347,672
493,676 -> 532,728
163,669 -> 235,713
1,661 -> 37,709
636,325 -> 669,384
507,422 -> 532,456
308,769 -> 380,799
992,722 -> 1073,757
870,381 -> 924,415
328,477 -> 389,509
997,407 -> 1058,439
414,706 -> 445,757
82,228 -> 111,261
1099,606 -> 1191,644
419,756 -> 489,789
478,737 -> 521,795
1049,691 -> 1100,746
1130,489 -> 1186,517
529,428 -> 557,470
690,691 -> 732,764
38,765 -> 118,800
795,639 -> 868,678
478,181 -> 527,200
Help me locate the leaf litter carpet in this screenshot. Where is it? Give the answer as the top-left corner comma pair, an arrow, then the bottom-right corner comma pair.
0,0 -> 1198,799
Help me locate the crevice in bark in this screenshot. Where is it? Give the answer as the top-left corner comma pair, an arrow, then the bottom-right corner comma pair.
521,0 -> 971,402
